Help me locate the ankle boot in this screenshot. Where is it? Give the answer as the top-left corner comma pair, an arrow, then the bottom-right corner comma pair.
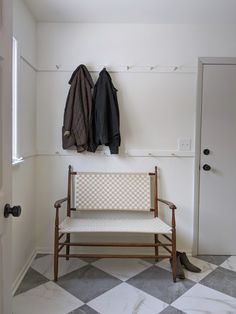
170,255 -> 185,279
179,252 -> 201,273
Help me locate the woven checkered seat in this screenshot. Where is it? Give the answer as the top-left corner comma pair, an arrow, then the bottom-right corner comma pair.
54,166 -> 177,282
59,210 -> 172,234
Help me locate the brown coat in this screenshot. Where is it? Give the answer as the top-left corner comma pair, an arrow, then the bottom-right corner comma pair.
62,64 -> 94,152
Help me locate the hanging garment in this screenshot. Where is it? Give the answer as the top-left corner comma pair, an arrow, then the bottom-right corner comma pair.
62,64 -> 94,152
88,68 -> 121,154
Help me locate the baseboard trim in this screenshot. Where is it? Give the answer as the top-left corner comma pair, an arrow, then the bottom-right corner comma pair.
12,249 -> 37,296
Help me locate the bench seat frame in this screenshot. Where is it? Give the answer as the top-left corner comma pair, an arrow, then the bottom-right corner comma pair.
54,165 -> 177,282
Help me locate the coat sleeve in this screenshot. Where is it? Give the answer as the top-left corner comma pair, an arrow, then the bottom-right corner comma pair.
107,83 -> 121,154
63,80 -> 76,135
62,79 -> 77,150
87,85 -> 98,152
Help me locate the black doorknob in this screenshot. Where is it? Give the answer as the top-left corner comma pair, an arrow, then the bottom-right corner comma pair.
203,164 -> 211,171
4,204 -> 22,218
203,149 -> 210,155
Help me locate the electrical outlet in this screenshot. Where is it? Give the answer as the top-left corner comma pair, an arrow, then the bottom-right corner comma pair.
178,138 -> 191,151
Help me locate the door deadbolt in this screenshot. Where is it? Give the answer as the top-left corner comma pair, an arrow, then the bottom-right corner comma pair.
203,149 -> 210,155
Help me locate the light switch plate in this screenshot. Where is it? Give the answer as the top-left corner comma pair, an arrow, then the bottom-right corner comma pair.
178,138 -> 191,151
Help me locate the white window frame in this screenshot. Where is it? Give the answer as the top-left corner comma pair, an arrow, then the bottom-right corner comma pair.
12,37 -> 23,164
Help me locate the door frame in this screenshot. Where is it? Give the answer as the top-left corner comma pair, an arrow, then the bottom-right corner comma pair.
193,57 -> 236,255
0,0 -> 13,312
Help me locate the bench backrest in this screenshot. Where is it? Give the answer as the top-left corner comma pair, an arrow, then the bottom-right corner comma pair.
68,166 -> 158,213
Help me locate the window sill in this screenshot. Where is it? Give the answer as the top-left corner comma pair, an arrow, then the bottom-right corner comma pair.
12,157 -> 24,166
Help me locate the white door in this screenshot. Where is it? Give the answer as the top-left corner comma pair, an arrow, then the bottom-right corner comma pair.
0,0 -> 13,313
198,60 -> 236,255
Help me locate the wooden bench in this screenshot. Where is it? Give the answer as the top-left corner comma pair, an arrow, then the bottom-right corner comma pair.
54,165 -> 177,282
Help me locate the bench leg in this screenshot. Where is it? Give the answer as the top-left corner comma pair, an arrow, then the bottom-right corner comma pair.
66,234 -> 70,260
154,234 -> 159,262
172,229 -> 177,282
54,211 -> 59,281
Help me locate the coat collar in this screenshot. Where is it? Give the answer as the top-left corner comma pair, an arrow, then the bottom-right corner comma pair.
69,64 -> 94,88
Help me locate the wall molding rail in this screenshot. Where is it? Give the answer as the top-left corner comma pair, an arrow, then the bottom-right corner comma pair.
38,64 -> 197,74
20,55 -> 37,72
24,150 -> 195,158
20,55 -> 197,74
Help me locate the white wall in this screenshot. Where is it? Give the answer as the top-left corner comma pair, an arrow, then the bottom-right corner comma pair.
35,23 -> 236,254
36,71 -> 195,154
36,24 -> 236,68
12,0 -> 36,290
13,0 -> 36,67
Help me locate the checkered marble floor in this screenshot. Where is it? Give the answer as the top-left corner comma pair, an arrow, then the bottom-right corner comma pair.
13,254 -> 236,314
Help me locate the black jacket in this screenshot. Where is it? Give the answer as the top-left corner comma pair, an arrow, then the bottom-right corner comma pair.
88,68 -> 121,154
62,64 -> 94,152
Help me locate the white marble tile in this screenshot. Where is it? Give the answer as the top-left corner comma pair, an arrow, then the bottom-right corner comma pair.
220,256 -> 236,272
91,258 -> 152,281
88,282 -> 168,314
155,258 -> 172,273
171,283 -> 236,314
13,281 -> 83,314
31,254 -> 87,280
156,256 -> 217,282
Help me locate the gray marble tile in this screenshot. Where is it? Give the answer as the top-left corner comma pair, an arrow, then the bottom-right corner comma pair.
127,265 -> 195,304
200,266 -> 236,298
57,264 -> 122,302
80,257 -> 100,264
160,305 -> 186,313
220,256 -> 236,272
196,255 -> 230,265
142,258 -> 158,264
15,267 -> 49,296
32,254 -> 87,280
68,304 -> 99,314
35,253 -> 49,259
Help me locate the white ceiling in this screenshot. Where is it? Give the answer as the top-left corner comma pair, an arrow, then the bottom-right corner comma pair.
23,0 -> 236,24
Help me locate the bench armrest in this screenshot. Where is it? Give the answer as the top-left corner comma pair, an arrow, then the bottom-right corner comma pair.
54,197 -> 68,209
158,198 -> 177,230
158,198 -> 177,210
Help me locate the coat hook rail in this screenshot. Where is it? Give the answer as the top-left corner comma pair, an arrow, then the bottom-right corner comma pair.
20,56 -> 197,74
40,64 -> 197,73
